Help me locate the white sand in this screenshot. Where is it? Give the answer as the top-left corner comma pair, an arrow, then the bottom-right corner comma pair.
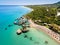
28,19 -> 60,43
20,6 -> 34,12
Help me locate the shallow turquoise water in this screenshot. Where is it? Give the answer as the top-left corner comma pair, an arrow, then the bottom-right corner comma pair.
0,5 -> 60,45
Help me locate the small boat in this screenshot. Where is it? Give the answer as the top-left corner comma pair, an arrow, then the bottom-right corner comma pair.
16,29 -> 22,35
14,20 -> 19,25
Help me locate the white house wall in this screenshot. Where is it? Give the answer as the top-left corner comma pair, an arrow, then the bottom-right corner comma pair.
57,12 -> 60,16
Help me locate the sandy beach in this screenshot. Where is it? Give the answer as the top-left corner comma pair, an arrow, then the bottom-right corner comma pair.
28,19 -> 60,43
20,6 -> 34,11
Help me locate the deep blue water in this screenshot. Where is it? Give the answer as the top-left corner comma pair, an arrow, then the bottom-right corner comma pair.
0,5 -> 31,45
0,5 -> 30,31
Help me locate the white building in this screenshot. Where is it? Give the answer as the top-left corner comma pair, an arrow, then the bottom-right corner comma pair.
57,12 -> 60,16
57,7 -> 60,16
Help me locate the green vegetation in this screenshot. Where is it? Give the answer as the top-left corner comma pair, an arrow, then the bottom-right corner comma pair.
26,6 -> 57,24
25,5 -> 60,34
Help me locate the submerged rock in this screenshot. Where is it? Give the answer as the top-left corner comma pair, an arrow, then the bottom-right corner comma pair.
22,30 -> 29,33
30,37 -> 32,40
5,28 -> 7,30
8,24 -> 13,27
45,41 -> 48,44
34,41 -> 40,44
24,35 -> 28,38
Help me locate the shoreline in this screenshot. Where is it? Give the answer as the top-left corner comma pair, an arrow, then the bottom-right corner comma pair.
18,6 -> 60,43
20,6 -> 34,17
20,6 -> 60,43
21,6 -> 34,12
28,19 -> 60,43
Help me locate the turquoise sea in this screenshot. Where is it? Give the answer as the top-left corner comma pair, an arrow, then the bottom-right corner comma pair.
0,5 -> 60,45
